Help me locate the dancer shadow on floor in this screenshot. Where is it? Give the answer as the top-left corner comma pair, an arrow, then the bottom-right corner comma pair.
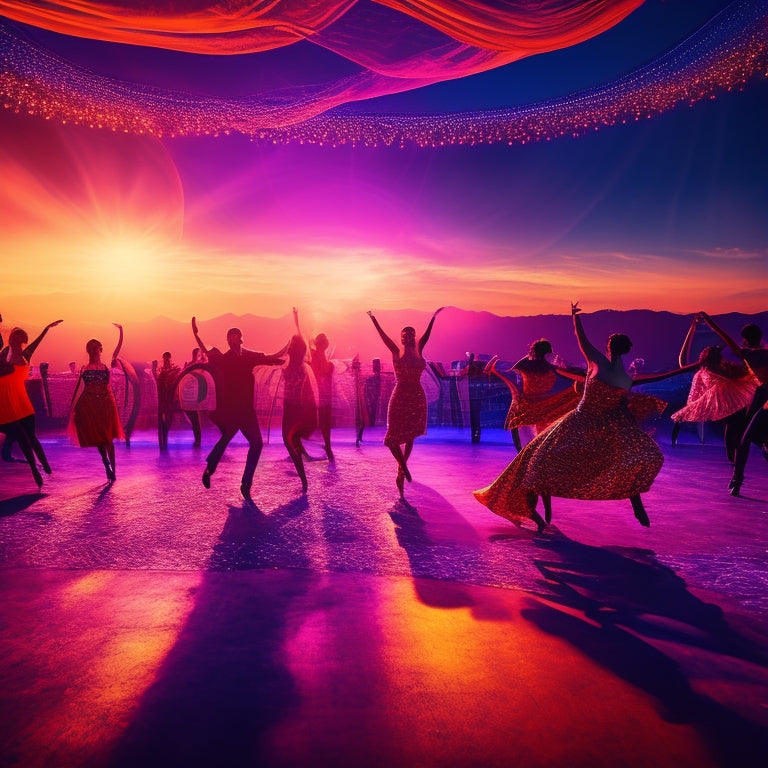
389,486 -> 509,620
108,497 -> 313,767
0,492 -> 44,516
518,529 -> 768,766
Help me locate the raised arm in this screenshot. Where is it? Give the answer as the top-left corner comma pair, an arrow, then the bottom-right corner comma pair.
191,317 -> 209,356
418,307 -> 444,354
23,319 -> 63,361
571,302 -> 600,365
110,323 -> 123,367
678,316 -> 698,367
367,311 -> 399,356
697,311 -> 743,358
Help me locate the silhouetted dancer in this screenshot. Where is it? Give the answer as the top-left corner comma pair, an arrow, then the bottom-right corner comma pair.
0,319 -> 63,488
70,324 -> 125,482
281,334 -> 317,493
698,313 -> 768,496
475,303 -> 697,531
192,318 -> 284,500
368,307 -> 442,501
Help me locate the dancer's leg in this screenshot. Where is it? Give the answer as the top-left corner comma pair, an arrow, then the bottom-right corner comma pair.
240,415 -> 264,495
19,415 -> 50,473
387,443 -> 412,482
6,421 -> 42,488
630,495 -> 650,527
670,421 -> 681,447
203,422 -> 237,487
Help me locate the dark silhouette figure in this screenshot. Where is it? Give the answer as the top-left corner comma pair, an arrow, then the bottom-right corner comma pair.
0,319 -> 62,487
671,317 -> 754,460
153,352 -> 180,450
697,313 -> 768,496
192,318 -> 284,501
281,334 -> 317,493
368,308 -> 442,501
293,309 -> 334,461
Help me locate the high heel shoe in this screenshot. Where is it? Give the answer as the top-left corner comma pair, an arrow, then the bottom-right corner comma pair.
728,478 -> 742,497
202,468 -> 211,489
105,465 -> 116,482
240,482 -> 252,500
41,460 -> 52,475
32,467 -> 43,490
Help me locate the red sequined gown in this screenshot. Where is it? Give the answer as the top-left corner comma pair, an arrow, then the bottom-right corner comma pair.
384,355 -> 427,447
474,376 -> 664,525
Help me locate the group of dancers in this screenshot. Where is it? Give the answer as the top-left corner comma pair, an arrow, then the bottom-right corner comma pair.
1,306 -> 766,532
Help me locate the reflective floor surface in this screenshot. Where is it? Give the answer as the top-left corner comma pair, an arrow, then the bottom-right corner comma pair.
1,426 -> 767,767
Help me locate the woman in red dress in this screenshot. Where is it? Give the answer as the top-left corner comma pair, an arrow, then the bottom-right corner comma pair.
281,334 -> 317,493
368,308 -> 443,500
485,338 -> 583,450
70,324 -> 125,481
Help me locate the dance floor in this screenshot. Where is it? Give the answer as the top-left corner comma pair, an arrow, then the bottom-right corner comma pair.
1,426 -> 767,767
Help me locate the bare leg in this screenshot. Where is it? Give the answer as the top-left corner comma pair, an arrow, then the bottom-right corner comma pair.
511,429 -> 522,452
670,421 -> 681,447
98,445 -> 115,481
525,491 -> 546,533
387,444 -> 412,482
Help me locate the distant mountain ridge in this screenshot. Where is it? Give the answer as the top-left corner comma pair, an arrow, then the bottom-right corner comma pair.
17,308 -> 768,373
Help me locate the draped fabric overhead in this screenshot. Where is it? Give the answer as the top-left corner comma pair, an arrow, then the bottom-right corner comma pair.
1,0 -> 766,143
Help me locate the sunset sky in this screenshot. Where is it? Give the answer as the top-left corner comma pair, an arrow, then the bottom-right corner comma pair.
1,0 -> 766,354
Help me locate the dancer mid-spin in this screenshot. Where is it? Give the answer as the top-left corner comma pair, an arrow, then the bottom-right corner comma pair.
192,317 -> 284,501
368,307 -> 443,501
70,324 -> 125,482
474,303 -> 696,531
671,316 -> 756,460
485,337 -> 583,451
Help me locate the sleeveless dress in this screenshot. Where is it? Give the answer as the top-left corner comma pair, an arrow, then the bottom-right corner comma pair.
384,355 -> 427,447
72,368 -> 125,446
474,376 -> 664,525
671,367 -> 756,423
282,364 -> 317,439
504,367 -> 581,433
0,363 -> 35,426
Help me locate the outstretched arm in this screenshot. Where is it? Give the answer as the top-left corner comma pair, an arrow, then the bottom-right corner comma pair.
418,307 -> 444,354
571,302 -> 600,365
677,317 -> 698,367
367,311 -> 399,356
23,319 -> 63,362
110,323 -> 123,367
697,312 -> 743,358
191,317 -> 210,356
634,362 -> 699,385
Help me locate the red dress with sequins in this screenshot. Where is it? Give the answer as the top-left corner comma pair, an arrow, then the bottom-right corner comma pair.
474,376 -> 664,525
384,355 -> 427,447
